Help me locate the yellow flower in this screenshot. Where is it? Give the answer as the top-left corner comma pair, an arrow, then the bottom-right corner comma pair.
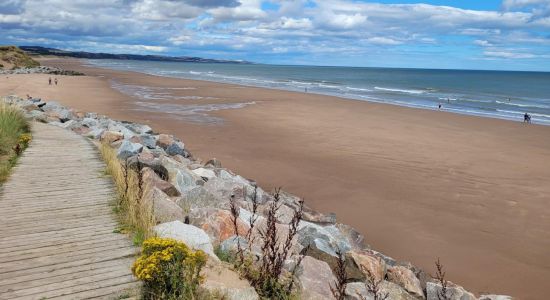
18,133 -> 32,146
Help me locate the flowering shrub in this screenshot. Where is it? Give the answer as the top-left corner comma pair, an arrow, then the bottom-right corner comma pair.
132,237 -> 208,299
18,133 -> 32,147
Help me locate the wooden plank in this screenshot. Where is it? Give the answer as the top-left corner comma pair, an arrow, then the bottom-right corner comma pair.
0,244 -> 136,273
0,248 -> 136,281
1,272 -> 135,299
0,232 -> 127,254
0,122 -> 138,299
0,258 -> 134,288
47,281 -> 141,300
0,261 -> 133,293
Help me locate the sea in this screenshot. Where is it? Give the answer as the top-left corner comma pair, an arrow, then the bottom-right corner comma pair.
87,60 -> 550,125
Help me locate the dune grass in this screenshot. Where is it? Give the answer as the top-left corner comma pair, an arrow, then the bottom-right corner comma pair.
0,102 -> 31,183
99,143 -> 156,245
0,46 -> 40,70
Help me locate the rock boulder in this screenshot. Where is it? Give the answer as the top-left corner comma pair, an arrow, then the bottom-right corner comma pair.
154,221 -> 218,260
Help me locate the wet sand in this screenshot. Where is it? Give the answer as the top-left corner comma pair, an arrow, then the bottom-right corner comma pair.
2,58 -> 550,299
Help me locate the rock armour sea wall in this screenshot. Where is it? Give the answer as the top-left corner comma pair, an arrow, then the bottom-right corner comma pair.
2,94 -> 512,300
0,66 -> 84,75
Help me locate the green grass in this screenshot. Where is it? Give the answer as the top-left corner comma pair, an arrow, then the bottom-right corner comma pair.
0,102 -> 31,183
99,143 -> 156,246
214,245 -> 233,263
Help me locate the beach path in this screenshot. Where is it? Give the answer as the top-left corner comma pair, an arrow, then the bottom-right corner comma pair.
0,122 -> 138,300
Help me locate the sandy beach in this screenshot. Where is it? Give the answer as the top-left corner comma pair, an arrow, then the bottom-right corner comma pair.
2,58 -> 549,299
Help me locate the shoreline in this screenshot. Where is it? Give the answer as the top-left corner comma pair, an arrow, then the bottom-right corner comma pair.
84,59 -> 550,126
2,58 -> 550,299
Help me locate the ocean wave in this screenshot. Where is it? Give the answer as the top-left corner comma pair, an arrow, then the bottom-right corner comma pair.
374,86 -> 426,94
318,83 -> 340,89
346,87 -> 372,92
497,109 -> 550,119
495,100 -> 550,109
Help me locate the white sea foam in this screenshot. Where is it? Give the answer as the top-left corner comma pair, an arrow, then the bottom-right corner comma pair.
374,86 -> 426,94
318,84 -> 340,89
346,87 -> 372,92
495,100 -> 550,109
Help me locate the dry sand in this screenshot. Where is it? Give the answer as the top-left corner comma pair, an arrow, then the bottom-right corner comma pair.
2,58 -> 549,299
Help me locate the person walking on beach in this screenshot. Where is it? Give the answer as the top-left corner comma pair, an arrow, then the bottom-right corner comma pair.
54,78 -> 58,85
48,77 -> 52,85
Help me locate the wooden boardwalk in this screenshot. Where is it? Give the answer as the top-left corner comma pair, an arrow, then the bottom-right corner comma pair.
0,122 -> 138,300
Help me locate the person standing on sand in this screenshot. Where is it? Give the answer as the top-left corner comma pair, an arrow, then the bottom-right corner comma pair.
48,77 -> 51,85
54,78 -> 58,85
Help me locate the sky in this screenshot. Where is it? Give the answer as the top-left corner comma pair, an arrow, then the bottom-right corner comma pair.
1,0 -> 550,71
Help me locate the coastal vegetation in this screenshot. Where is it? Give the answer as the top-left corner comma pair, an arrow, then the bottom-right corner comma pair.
226,188 -> 305,299
132,237 -> 208,299
99,143 -> 156,245
0,102 -> 31,183
0,46 -> 40,70
5,94 -> 507,300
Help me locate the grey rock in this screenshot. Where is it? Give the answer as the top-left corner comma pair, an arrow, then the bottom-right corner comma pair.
478,295 -> 513,300
426,281 -> 476,300
139,134 -> 157,149
28,110 -> 47,122
124,122 -> 153,134
174,169 -> 201,193
296,256 -> 337,300
144,187 -> 184,223
205,158 -> 222,168
58,120 -> 81,130
220,235 -> 249,254
154,221 -> 218,260
128,156 -> 169,181
346,281 -> 417,300
176,186 -> 220,212
108,123 -> 135,139
116,140 -> 143,160
281,191 -> 336,224
160,156 -> 200,191
297,221 -> 352,256
166,142 -> 186,156
203,261 -> 259,300
335,223 -> 369,251
143,167 -> 179,197
81,118 -> 98,128
41,101 -> 62,112
192,167 -> 216,180
387,265 -> 424,299
87,128 -> 105,139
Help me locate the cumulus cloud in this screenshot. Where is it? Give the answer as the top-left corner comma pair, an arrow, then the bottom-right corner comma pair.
484,50 -> 536,59
474,39 -> 493,46
367,37 -> 403,45
131,0 -> 202,20
502,0 -> 550,9
1,0 -> 550,68
0,0 -> 26,14
208,0 -> 266,22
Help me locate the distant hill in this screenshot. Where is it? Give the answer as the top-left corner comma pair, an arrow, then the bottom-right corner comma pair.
0,46 -> 40,70
20,46 -> 251,64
